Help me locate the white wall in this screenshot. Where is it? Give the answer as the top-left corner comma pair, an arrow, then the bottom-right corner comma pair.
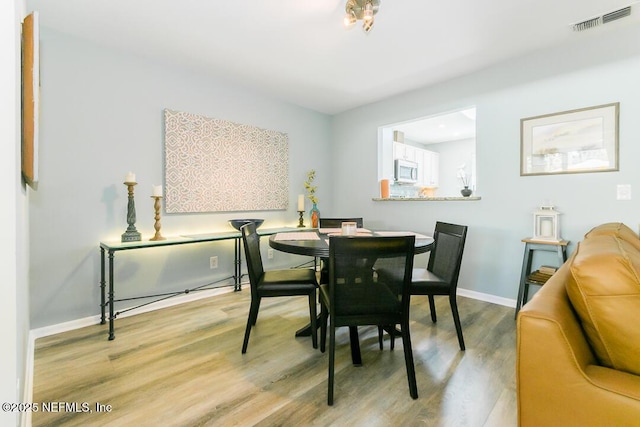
428,138 -> 475,196
29,28 -> 332,328
331,24 -> 640,300
2,0 -> 29,425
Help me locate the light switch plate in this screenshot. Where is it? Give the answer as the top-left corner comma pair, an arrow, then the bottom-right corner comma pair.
617,184 -> 632,200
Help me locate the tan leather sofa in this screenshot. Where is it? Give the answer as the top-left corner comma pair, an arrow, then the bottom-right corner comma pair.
516,223 -> 640,426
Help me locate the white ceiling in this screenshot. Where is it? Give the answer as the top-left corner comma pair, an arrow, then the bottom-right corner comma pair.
393,108 -> 477,144
28,0 -> 639,116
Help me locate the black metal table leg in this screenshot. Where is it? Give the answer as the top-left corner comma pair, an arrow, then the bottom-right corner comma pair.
100,247 -> 106,325
108,250 -> 115,340
234,237 -> 242,291
515,243 -> 534,318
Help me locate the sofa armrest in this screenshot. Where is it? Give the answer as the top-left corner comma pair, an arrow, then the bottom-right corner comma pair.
517,262 -> 640,426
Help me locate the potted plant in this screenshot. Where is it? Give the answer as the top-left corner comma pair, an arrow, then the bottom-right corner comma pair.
457,165 -> 472,197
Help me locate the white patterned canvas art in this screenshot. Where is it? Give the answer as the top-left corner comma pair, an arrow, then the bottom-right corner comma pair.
164,109 -> 289,213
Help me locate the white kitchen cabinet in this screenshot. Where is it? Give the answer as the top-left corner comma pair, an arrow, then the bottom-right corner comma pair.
421,150 -> 439,187
417,150 -> 427,186
393,142 -> 417,162
429,151 -> 439,187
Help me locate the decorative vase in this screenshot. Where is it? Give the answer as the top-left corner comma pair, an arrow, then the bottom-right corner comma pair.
461,186 -> 472,197
310,203 -> 320,228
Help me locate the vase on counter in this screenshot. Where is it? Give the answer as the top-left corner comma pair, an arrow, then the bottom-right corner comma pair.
310,203 -> 320,228
461,186 -> 472,197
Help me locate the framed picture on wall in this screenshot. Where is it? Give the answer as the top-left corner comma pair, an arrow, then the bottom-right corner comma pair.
22,11 -> 40,189
520,102 -> 619,176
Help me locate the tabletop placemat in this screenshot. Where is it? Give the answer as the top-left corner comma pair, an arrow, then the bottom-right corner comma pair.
375,231 -> 432,239
319,228 -> 371,234
326,232 -> 373,237
274,232 -> 320,241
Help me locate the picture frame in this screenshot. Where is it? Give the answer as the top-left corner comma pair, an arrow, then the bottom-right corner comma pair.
22,11 -> 40,189
520,102 -> 619,176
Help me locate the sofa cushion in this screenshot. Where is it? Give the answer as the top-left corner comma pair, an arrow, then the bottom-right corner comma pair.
566,235 -> 640,376
584,222 -> 640,251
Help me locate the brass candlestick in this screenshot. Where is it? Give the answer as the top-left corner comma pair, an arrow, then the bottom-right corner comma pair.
150,196 -> 166,241
121,182 -> 142,242
297,210 -> 305,228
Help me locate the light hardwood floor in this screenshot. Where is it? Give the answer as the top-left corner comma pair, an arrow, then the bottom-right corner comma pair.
32,289 -> 517,427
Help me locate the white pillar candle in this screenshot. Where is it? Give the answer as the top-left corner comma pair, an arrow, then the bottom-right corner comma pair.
540,219 -> 553,237
152,185 -> 163,197
125,171 -> 136,183
297,194 -> 305,211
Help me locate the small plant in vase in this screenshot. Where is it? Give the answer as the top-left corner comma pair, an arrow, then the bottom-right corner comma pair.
304,169 -> 320,227
457,164 -> 472,197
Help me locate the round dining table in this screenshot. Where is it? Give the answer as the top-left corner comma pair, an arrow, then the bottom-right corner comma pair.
268,228 -> 434,365
268,229 -> 434,258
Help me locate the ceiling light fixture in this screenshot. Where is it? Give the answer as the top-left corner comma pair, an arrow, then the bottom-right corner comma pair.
344,0 -> 380,33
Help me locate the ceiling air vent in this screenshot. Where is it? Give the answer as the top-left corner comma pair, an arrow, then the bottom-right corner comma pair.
572,5 -> 632,31
603,6 -> 632,23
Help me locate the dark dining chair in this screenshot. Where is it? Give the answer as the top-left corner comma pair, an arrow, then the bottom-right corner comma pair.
240,222 -> 318,353
318,217 -> 364,229
411,221 -> 468,351
319,235 -> 418,405
317,218 -> 364,284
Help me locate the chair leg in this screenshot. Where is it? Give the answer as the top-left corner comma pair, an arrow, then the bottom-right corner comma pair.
328,322 -> 336,405
320,301 -> 328,353
348,326 -> 362,366
400,320 -> 419,399
242,297 -> 261,354
252,298 -> 262,325
390,324 -> 395,350
377,325 -> 399,350
449,294 -> 465,351
309,291 -> 317,349
428,295 -> 437,323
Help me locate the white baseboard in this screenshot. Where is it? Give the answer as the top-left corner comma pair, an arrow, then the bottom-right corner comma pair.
29,285 -> 513,340
30,286 -> 236,340
22,332 -> 35,427
457,287 -> 517,308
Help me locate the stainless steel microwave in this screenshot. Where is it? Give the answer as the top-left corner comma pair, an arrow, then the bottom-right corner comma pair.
394,159 -> 418,184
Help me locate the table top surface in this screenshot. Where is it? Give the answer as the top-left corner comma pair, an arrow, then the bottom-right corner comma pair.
100,227 -> 305,251
269,229 -> 434,258
521,238 -> 569,246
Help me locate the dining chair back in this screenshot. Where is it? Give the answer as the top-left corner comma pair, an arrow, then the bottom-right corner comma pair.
319,217 -> 364,228
317,218 -> 365,283
411,221 -> 468,350
240,222 -> 318,353
319,235 -> 418,405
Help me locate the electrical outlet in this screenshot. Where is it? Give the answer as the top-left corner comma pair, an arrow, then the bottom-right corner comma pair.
209,256 -> 218,269
267,248 -> 274,259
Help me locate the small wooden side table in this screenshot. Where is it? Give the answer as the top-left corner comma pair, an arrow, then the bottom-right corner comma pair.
515,238 -> 569,318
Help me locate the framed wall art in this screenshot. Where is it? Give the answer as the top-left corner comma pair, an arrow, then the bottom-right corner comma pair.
164,109 -> 289,213
520,102 -> 619,176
